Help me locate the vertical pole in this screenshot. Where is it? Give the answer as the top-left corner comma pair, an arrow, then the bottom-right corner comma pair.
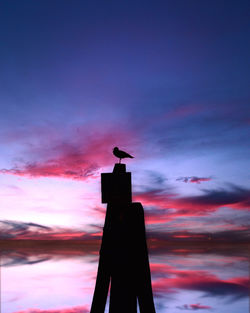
90,253 -> 110,313
90,165 -> 156,313
90,205 -> 112,313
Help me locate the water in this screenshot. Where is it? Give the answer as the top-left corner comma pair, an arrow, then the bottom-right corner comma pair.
1,242 -> 249,313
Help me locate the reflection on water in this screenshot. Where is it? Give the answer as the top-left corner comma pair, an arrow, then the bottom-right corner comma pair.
1,242 -> 249,313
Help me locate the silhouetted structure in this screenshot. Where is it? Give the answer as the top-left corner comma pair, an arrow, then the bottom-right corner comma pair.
90,163 -> 156,313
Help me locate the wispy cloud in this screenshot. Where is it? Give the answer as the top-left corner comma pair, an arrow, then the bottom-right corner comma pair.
0,127 -> 136,180
151,263 -> 249,300
135,184 -> 250,218
0,220 -> 92,240
177,303 -> 212,310
176,176 -> 212,184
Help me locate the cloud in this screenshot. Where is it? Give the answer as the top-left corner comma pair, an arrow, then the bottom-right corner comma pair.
144,207 -> 174,224
12,305 -> 89,313
147,228 -> 250,247
134,188 -> 177,210
180,185 -> 250,210
0,162 -> 99,180
2,254 -> 51,267
177,303 -> 212,310
134,184 -> 250,218
0,220 -> 97,240
151,264 -> 249,300
0,127 -> 136,180
177,177 -> 212,184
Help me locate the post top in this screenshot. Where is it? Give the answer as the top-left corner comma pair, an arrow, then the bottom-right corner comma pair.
113,163 -> 126,174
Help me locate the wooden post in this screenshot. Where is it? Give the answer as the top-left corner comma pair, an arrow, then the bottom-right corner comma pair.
90,164 -> 156,313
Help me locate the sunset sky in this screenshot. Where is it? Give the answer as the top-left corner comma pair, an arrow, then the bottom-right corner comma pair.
0,1 -> 249,242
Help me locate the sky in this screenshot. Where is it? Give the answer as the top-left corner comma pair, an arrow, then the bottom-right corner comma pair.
0,0 -> 250,241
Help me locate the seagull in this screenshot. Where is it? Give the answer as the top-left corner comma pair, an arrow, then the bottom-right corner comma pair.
113,147 -> 134,163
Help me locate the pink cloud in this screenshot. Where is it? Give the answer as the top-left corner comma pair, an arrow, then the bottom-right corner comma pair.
151,263 -> 249,299
134,185 -> 250,219
134,189 -> 178,210
189,177 -> 211,184
177,176 -> 212,184
134,189 -> 218,217
189,303 -> 211,310
177,303 -> 211,310
0,127 -> 136,180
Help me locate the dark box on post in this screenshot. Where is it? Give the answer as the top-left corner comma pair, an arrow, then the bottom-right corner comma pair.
101,164 -> 132,204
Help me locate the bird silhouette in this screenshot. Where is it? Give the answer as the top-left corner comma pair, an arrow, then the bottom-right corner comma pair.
113,147 -> 134,163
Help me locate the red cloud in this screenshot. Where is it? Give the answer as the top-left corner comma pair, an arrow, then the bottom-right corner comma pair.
0,128 -> 135,180
12,305 -> 89,313
189,177 -> 211,184
177,176 -> 212,184
189,303 -> 211,310
178,303 -> 211,310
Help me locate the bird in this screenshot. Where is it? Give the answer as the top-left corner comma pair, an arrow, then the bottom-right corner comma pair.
113,147 -> 134,163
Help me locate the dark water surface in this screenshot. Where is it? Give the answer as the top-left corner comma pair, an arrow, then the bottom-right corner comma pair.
1,242 -> 249,313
